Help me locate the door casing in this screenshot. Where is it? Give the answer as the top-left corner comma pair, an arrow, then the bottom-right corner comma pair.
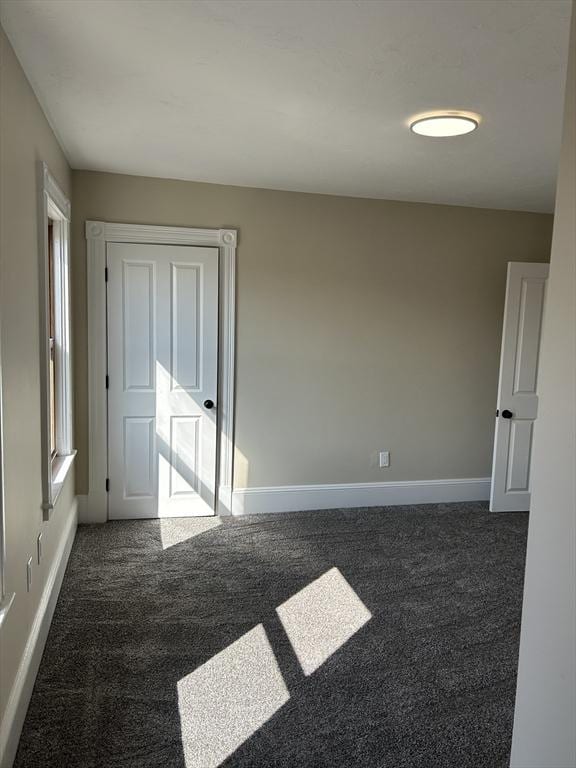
84,221 -> 237,522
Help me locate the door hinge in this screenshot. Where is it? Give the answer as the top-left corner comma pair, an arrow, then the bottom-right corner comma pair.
105,266 -> 109,282
106,374 -> 109,389
495,409 -> 499,417
105,478 -> 110,493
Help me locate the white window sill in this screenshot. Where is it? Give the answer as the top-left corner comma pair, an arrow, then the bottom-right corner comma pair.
0,592 -> 15,629
43,450 -> 76,520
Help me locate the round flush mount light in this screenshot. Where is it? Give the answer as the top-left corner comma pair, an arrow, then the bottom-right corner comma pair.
409,112 -> 480,137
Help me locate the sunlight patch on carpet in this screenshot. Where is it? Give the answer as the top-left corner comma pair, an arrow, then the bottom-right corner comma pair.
276,567 -> 372,675
177,624 -> 289,767
160,517 -> 222,550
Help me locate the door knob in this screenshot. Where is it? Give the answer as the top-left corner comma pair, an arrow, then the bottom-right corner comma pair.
203,399 -> 215,410
502,409 -> 513,419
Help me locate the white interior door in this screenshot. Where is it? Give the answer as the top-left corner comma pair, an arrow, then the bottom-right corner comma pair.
490,262 -> 549,512
107,242 -> 218,519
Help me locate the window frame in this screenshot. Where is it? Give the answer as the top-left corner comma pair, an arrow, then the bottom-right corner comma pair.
0,323 -> 14,627
40,164 -> 74,520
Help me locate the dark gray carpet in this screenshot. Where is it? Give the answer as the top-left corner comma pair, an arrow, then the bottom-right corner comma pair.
14,503 -> 528,768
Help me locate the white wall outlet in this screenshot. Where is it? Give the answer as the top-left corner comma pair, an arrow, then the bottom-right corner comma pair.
379,451 -> 390,468
37,533 -> 43,565
26,557 -> 33,592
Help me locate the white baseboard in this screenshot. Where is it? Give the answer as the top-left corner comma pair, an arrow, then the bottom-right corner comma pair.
0,498 -> 77,768
231,477 -> 491,516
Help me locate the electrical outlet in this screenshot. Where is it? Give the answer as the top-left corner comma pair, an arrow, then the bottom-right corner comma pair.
379,451 -> 390,468
26,557 -> 33,592
37,533 -> 43,565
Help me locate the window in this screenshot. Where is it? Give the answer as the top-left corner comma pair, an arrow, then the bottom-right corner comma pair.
48,221 -> 57,457
40,164 -> 74,519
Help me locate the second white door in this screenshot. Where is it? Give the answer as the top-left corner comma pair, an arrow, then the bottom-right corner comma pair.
107,242 -> 219,519
490,261 -> 549,512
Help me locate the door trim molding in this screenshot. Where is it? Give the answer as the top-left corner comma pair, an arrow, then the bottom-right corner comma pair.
232,477 -> 491,516
84,221 -> 237,522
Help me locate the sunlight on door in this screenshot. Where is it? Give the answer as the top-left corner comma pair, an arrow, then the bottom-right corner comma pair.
156,362 -> 215,517
107,243 -> 218,519
177,568 -> 371,767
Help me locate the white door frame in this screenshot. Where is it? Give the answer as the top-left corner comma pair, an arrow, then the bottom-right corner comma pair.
84,221 -> 237,522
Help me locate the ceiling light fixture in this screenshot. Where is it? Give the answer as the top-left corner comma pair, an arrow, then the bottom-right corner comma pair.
409,112 -> 480,137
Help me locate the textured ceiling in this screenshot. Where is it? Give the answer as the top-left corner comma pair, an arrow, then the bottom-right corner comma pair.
1,0 -> 572,211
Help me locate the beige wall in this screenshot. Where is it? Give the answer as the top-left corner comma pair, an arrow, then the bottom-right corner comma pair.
72,171 -> 553,494
0,26 -> 76,746
511,5 -> 575,766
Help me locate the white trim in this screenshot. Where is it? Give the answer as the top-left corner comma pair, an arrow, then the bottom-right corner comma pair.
51,451 -> 77,506
217,229 -> 236,517
0,593 -> 15,631
0,498 -> 77,768
0,307 -> 12,624
232,478 -> 491,516
84,222 -> 237,523
42,165 -> 71,220
85,226 -> 108,523
39,163 -> 74,521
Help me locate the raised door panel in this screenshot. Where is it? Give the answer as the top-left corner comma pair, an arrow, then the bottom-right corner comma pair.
171,264 -> 201,392
513,278 -> 546,396
122,261 -> 155,392
169,416 -> 201,497
506,420 -> 534,493
123,417 -> 156,498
